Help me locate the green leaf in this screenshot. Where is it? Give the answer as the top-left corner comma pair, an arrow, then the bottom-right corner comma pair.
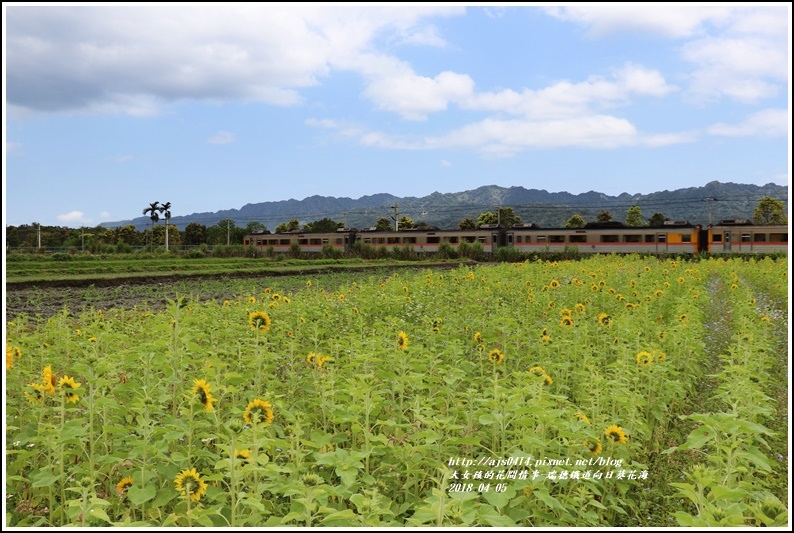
321,509 -> 357,525
127,484 -> 156,505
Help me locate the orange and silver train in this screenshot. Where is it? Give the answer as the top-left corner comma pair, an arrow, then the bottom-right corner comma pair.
244,219 -> 788,256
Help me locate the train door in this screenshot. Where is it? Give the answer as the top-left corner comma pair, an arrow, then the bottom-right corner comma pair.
723,231 -> 731,253
656,233 -> 667,252
491,231 -> 502,250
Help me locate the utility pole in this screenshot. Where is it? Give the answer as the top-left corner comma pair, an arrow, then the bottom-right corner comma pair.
703,197 -> 717,225
81,227 -> 85,252
37,223 -> 41,250
392,203 -> 399,231
227,220 -> 231,245
497,206 -> 501,226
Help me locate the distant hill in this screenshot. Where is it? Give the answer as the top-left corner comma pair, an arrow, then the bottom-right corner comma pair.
103,181 -> 788,231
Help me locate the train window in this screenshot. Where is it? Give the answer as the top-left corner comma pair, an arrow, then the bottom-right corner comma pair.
549,235 -> 565,243
427,236 -> 440,244
299,239 -> 309,245
478,236 -> 487,243
363,238 -> 372,244
387,237 -> 400,244
279,239 -> 291,245
445,236 -> 459,244
403,237 -> 417,244
600,235 -> 619,243
309,239 -> 322,245
334,238 -> 341,245
244,239 -> 249,245
741,234 -> 751,243
770,233 -> 787,242
569,235 -> 586,243
464,236 -> 477,243
624,235 -> 641,243
681,235 -> 691,243
657,235 -> 666,243
712,234 -> 722,243
753,234 -> 766,242
515,235 -> 523,243
645,235 -> 654,243
536,236 -> 547,243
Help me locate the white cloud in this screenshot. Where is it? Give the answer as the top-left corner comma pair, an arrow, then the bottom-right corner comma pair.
543,5 -> 734,38
57,211 -> 91,225
98,211 -> 111,220
440,159 -> 452,167
6,5 -> 464,115
208,131 -> 236,144
464,64 -> 676,119
682,36 -> 788,103
545,5 -> 789,105
708,108 -> 789,138
7,141 -> 24,155
363,68 -> 475,120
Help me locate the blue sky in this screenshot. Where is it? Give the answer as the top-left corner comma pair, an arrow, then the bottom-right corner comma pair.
4,3 -> 790,228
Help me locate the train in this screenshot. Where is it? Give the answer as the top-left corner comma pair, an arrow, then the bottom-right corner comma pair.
243,219 -> 788,257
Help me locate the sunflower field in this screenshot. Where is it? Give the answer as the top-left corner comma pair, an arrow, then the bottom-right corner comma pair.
5,255 -> 789,527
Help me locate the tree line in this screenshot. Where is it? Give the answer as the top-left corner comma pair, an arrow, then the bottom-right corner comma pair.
6,197 -> 785,250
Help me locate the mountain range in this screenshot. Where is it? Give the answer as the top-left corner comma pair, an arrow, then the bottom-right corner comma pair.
104,181 -> 788,232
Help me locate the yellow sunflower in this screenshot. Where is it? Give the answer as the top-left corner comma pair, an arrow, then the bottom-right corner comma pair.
654,290 -> 664,297
575,411 -> 591,424
235,449 -> 251,461
604,424 -> 628,445
584,439 -> 602,456
306,352 -> 317,365
192,379 -> 216,413
397,331 -> 409,351
24,382 -> 46,404
597,313 -> 611,327
339,294 -> 345,302
249,311 -> 272,332
473,331 -> 483,345
244,398 -> 274,425
549,279 -> 560,289
42,365 -> 57,395
174,468 -> 208,502
635,351 -> 652,366
248,297 -> 256,304
560,316 -> 574,328
653,350 -> 667,362
575,303 -> 586,315
488,349 -> 504,364
115,477 -> 135,497
679,314 -> 687,322
59,375 -> 82,403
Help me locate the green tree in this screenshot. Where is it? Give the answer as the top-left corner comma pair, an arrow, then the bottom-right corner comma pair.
565,214 -> 586,228
158,201 -> 172,250
397,215 -> 414,231
477,212 -> 498,226
245,221 -> 267,235
497,207 -> 521,227
374,217 -> 393,231
184,222 -> 207,245
753,196 -> 787,225
117,225 -> 142,245
275,218 -> 301,233
625,205 -> 647,227
142,201 -> 160,250
648,212 -> 668,227
596,210 -> 614,223
458,218 -> 477,230
304,217 -> 341,233
207,219 -> 241,245
6,226 -> 20,247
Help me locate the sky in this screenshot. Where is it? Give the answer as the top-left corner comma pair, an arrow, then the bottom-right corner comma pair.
3,3 -> 791,228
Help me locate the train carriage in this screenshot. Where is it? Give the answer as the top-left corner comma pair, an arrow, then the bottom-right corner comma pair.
506,221 -> 700,255
244,228 -> 357,254
358,225 -> 502,254
707,220 -> 789,254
